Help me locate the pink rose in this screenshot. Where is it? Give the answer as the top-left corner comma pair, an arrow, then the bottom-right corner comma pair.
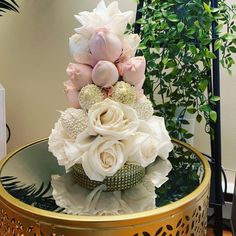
66,63 -> 93,91
63,80 -> 80,108
122,56 -> 146,89
92,61 -> 119,88
89,28 -> 122,63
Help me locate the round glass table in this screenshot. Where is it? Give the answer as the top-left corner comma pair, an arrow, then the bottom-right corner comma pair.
0,138 -> 210,236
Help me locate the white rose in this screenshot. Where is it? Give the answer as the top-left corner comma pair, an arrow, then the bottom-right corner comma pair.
127,132 -> 159,168
88,99 -> 139,139
48,121 -> 83,170
82,135 -> 128,181
139,116 -> 173,160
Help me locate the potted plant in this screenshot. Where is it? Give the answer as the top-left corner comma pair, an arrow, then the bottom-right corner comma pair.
134,0 -> 236,142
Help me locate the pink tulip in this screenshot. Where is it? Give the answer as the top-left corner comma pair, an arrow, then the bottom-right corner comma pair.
122,56 -> 146,88
73,52 -> 96,67
89,28 -> 122,63
92,61 -> 119,88
66,63 -> 93,91
63,80 -> 80,108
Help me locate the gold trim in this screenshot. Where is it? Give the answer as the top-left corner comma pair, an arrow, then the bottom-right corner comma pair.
0,138 -> 211,229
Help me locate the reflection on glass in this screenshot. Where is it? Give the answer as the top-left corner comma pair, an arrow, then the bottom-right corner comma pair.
0,140 -> 204,212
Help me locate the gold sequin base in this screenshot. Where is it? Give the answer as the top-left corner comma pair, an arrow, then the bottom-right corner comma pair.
72,164 -> 146,192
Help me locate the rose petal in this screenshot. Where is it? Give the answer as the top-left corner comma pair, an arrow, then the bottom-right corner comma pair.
82,136 -> 127,181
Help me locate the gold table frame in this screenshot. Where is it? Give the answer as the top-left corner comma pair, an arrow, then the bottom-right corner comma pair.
0,138 -> 211,236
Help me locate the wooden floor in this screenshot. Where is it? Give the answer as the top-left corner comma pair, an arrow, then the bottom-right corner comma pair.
207,227 -> 233,236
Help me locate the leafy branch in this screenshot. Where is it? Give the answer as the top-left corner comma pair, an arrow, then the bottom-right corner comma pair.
134,0 -> 236,141
0,0 -> 19,16
1,176 -> 63,212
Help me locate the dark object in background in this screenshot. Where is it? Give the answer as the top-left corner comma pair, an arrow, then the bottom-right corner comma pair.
231,176 -> 236,236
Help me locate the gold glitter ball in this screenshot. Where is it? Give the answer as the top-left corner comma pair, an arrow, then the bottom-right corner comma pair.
111,81 -> 136,105
59,108 -> 88,139
78,84 -> 104,110
132,97 -> 154,120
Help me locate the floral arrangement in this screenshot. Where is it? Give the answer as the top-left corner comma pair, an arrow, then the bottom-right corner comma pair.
48,0 -> 173,215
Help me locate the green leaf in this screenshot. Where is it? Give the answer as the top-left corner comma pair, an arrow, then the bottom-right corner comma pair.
196,114 -> 202,123
229,46 -> 236,53
166,60 -> 177,68
206,50 -> 217,59
210,111 -> 217,122
214,39 -> 223,50
189,45 -> 197,54
203,2 -> 211,14
167,14 -> 179,22
177,22 -> 184,32
211,7 -> 219,13
162,57 -> 168,65
180,119 -> 190,125
138,45 -> 147,50
136,18 -> 146,24
210,96 -> 220,102
187,108 -> 197,114
199,104 -> 211,112
177,41 -> 185,49
199,80 -> 208,92
184,133 -> 194,139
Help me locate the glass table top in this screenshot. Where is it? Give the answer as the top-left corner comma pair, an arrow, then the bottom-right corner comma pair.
0,139 -> 204,212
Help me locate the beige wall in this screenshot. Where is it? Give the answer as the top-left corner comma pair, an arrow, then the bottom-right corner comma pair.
1,0 -> 236,171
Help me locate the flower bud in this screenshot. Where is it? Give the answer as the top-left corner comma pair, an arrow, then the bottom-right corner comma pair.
92,61 -> 119,88
66,63 -> 93,91
122,56 -> 146,88
63,80 -> 80,108
89,28 -> 122,62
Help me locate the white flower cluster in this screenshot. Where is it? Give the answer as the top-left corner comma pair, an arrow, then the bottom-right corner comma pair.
49,99 -> 173,182
49,0 -> 173,184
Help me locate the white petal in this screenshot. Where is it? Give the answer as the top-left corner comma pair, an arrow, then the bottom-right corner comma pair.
94,0 -> 107,16
74,12 -> 95,26
82,151 -> 104,181
157,141 -> 174,160
107,12 -> 133,35
123,34 -> 141,57
145,159 -> 172,188
76,129 -> 96,152
107,1 -> 121,15
69,34 -> 89,55
64,141 -> 82,170
74,26 -> 93,38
